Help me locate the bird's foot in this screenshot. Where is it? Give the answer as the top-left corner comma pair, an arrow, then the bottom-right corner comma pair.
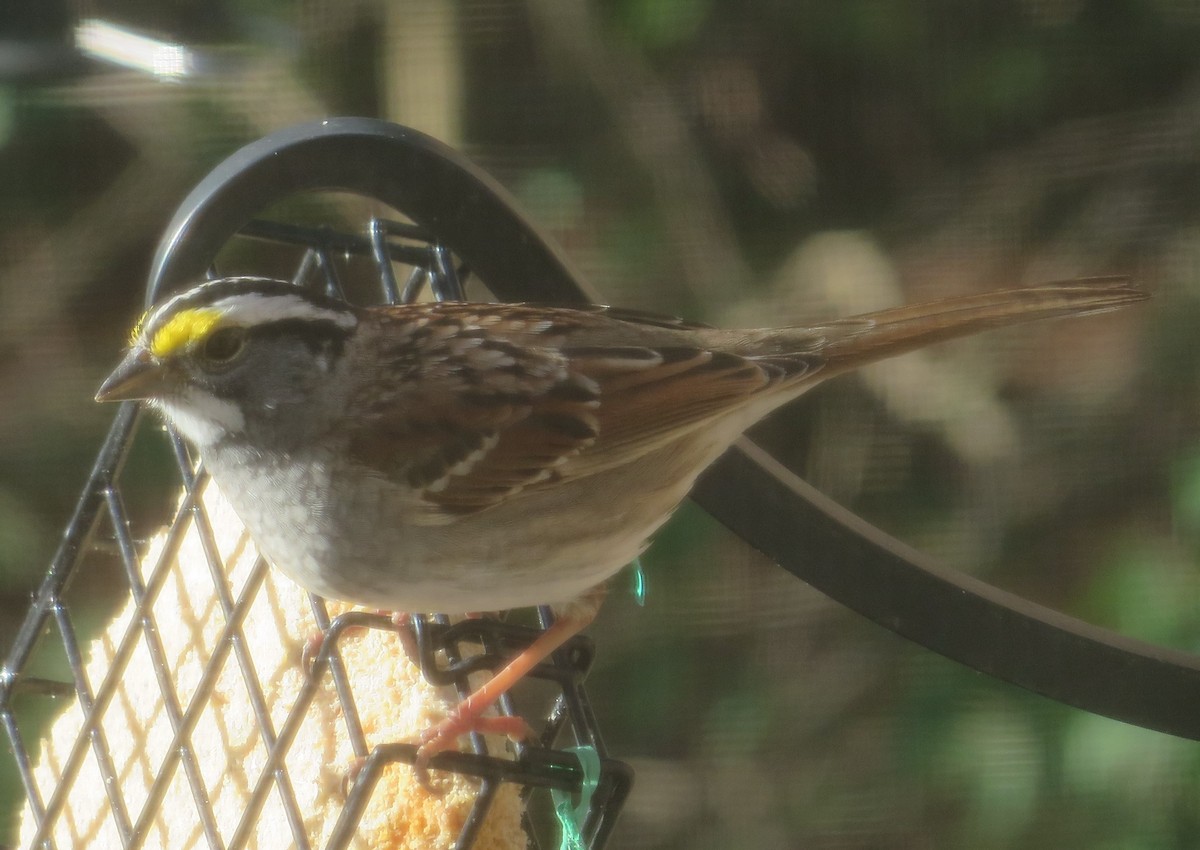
412,707 -> 536,790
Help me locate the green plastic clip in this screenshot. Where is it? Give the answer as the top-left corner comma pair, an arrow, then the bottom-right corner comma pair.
630,557 -> 646,606
552,745 -> 601,850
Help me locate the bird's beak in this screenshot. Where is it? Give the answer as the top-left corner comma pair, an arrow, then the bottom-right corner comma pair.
95,349 -> 167,403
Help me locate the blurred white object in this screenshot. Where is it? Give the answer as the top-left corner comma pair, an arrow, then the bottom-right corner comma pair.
76,19 -> 195,79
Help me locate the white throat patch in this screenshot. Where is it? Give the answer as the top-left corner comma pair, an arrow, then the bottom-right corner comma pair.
154,389 -> 246,447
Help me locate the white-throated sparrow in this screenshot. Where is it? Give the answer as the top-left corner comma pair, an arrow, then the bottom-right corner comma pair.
96,275 -> 1146,770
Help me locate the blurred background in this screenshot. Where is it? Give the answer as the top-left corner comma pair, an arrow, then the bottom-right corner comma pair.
3,1 -> 1200,847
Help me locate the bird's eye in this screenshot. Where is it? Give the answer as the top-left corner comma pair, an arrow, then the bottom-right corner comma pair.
200,327 -> 247,365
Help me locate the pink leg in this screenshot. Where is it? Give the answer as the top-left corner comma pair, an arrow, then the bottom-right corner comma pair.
412,587 -> 605,781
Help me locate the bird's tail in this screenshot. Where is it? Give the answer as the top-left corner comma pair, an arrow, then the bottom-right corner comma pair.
794,276 -> 1146,374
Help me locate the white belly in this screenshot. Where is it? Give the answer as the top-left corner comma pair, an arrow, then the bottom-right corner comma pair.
204,419 -> 747,614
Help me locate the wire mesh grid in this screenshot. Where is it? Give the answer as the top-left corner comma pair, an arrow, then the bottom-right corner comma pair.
0,210 -> 631,849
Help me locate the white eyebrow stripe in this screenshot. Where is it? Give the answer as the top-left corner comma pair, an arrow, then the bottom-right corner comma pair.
143,291 -> 357,341
207,292 -> 358,329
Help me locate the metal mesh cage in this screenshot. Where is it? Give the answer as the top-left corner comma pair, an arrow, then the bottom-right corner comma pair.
1,123 -> 631,850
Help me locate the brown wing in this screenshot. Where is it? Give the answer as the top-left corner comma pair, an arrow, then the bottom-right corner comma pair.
557,344 -> 816,476
342,302 -> 823,520
343,280 -> 1146,521
345,314 -> 601,517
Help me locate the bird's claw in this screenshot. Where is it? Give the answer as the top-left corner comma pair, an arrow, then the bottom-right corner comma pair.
411,710 -> 537,790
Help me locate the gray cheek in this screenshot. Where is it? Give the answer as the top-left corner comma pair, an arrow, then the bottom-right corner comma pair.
257,369 -> 310,410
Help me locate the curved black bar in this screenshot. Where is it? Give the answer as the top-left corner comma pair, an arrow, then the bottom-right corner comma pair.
696,443 -> 1200,739
147,118 -> 594,306
148,117 -> 1200,741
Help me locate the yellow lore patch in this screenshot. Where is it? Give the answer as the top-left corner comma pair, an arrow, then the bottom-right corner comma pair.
146,308 -> 223,358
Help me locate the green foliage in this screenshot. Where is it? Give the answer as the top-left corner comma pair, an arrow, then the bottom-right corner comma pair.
604,0 -> 713,49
